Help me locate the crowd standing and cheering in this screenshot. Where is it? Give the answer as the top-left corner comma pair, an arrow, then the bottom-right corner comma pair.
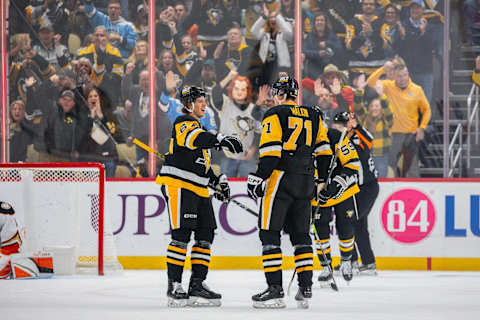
6,0 -> 447,178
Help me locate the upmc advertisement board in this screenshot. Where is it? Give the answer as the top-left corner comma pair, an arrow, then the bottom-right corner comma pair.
107,179 -> 480,270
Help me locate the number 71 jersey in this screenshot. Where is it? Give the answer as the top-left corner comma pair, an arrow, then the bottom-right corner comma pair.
257,102 -> 332,178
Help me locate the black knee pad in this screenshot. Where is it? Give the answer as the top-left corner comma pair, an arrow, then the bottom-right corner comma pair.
194,228 -> 214,243
171,228 -> 192,243
289,232 -> 312,246
259,230 -> 281,246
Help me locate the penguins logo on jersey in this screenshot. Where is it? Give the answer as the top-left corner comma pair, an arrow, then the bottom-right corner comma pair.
346,210 -> 354,218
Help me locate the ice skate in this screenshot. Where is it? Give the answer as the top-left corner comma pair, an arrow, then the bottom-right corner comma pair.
252,285 -> 286,309
340,260 -> 353,282
295,286 -> 312,309
188,278 -> 222,307
167,280 -> 188,308
359,263 -> 378,276
352,261 -> 360,275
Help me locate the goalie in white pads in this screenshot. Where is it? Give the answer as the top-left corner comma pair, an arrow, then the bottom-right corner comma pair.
0,202 -> 22,279
0,202 -> 54,279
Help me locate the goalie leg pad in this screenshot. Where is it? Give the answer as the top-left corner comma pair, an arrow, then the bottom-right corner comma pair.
10,256 -> 40,279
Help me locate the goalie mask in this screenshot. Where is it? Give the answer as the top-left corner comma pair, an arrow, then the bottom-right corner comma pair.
180,86 -> 206,113
271,76 -> 298,100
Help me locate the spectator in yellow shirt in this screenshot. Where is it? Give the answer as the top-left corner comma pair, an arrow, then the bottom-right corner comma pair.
367,61 -> 431,177
472,56 -> 480,87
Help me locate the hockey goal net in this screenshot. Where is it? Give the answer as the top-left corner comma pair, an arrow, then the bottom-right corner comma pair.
0,162 -> 123,275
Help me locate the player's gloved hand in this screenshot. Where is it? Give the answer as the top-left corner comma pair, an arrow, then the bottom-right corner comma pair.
247,173 -> 264,200
212,174 -> 230,203
317,175 -> 350,204
217,134 -> 243,154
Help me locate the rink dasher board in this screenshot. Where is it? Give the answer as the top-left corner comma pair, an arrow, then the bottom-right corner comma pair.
3,178 -> 479,271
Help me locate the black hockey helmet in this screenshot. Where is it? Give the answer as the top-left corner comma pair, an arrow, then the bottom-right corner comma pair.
180,86 -> 206,107
271,76 -> 298,100
333,111 -> 350,124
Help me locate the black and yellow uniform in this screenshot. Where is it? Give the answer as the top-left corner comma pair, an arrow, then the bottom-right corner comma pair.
156,114 -> 220,283
349,124 -> 379,266
313,128 -> 360,268
345,15 -> 386,75
253,101 -> 332,289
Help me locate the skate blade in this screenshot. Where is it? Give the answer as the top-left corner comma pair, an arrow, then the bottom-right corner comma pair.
359,270 -> 378,276
167,297 -> 188,308
296,298 -> 310,309
188,296 -> 221,307
252,299 -> 286,309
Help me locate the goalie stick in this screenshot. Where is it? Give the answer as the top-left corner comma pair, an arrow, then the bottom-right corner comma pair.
287,127 -> 347,295
133,138 -> 259,217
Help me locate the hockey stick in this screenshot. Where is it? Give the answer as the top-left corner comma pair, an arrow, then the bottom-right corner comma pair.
312,223 -> 339,291
312,127 -> 348,222
133,138 -> 259,217
132,138 -> 166,160
287,127 -> 347,295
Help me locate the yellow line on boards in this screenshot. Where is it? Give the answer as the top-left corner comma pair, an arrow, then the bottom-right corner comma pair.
117,256 -> 480,271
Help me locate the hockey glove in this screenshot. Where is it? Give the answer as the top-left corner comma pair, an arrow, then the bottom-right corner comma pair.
213,174 -> 230,203
317,174 -> 353,204
247,173 -> 264,200
217,134 -> 243,154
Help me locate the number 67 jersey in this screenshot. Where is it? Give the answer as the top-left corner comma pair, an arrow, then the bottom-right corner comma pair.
255,102 -> 332,181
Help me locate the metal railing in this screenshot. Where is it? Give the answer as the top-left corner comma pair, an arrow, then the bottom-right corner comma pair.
448,123 -> 463,177
466,83 -> 480,169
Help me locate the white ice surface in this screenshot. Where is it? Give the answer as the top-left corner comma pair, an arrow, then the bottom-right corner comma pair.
2,270 -> 480,320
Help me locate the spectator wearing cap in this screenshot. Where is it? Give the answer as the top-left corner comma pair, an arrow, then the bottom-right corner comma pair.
393,0 -> 436,105
303,11 -> 343,79
250,2 -> 293,86
36,89 -> 90,162
367,61 -> 431,177
32,23 -> 71,71
77,25 -> 124,106
81,0 -> 138,58
302,64 -> 354,112
345,0 -> 386,75
133,4 -> 148,41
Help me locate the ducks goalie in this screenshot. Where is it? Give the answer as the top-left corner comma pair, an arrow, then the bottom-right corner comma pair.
0,202 -> 53,279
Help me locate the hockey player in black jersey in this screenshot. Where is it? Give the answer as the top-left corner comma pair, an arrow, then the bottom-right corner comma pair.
313,113 -> 361,285
246,77 -> 332,309
156,86 -> 243,307
332,112 -> 379,275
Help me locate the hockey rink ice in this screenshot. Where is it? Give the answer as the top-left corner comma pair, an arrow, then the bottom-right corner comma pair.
2,270 -> 480,320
